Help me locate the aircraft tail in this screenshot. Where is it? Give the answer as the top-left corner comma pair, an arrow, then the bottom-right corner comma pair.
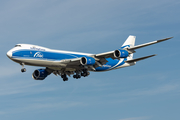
121,35 -> 136,60
122,35 -> 136,48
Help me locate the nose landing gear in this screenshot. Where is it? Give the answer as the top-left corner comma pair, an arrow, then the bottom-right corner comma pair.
21,68 -> 26,72
20,63 -> 26,73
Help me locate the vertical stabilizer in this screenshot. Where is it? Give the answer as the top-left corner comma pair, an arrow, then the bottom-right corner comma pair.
122,35 -> 136,48
121,35 -> 136,60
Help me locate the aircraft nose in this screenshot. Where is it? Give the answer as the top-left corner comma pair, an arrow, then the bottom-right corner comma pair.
7,50 -> 12,58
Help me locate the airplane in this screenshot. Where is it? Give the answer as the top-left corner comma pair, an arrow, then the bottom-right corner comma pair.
6,35 -> 172,81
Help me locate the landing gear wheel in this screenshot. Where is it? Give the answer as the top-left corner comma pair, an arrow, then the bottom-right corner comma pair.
81,70 -> 90,77
76,75 -> 81,79
73,74 -> 81,79
73,75 -> 76,78
61,74 -> 68,81
21,68 -> 26,72
63,77 -> 68,81
81,73 -> 87,77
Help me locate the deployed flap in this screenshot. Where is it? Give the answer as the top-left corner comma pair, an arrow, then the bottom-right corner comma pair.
125,54 -> 156,63
127,37 -> 173,51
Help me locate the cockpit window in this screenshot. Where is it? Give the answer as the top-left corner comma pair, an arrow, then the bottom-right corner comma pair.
15,45 -> 21,47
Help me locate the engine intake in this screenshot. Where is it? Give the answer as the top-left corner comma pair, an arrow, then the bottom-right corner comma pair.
32,69 -> 49,80
114,49 -> 129,58
80,56 -> 96,65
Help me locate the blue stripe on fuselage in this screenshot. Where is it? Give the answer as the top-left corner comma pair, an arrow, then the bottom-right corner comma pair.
95,58 -> 125,71
12,49 -> 85,61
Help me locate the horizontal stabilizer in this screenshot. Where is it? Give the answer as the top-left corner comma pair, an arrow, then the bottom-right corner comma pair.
127,37 -> 173,51
125,54 -> 156,63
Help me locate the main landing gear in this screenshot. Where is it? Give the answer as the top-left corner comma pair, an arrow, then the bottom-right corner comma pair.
61,69 -> 90,81
73,69 -> 89,79
73,74 -> 81,79
61,74 -> 68,81
81,69 -> 90,77
20,63 -> 26,73
73,70 -> 81,79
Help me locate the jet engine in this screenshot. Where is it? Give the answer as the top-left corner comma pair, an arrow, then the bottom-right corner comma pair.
114,49 -> 129,58
32,69 -> 49,80
80,56 -> 96,65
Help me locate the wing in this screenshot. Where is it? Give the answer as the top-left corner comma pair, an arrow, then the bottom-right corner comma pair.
125,37 -> 173,53
125,54 -> 156,63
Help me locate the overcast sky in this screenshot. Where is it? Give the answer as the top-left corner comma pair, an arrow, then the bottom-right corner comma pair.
0,0 -> 180,120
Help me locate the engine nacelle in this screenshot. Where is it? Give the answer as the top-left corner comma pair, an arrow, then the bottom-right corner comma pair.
32,69 -> 49,80
114,49 -> 129,58
80,56 -> 96,65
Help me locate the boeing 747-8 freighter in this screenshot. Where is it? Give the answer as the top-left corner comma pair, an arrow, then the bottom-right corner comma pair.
7,36 -> 172,81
